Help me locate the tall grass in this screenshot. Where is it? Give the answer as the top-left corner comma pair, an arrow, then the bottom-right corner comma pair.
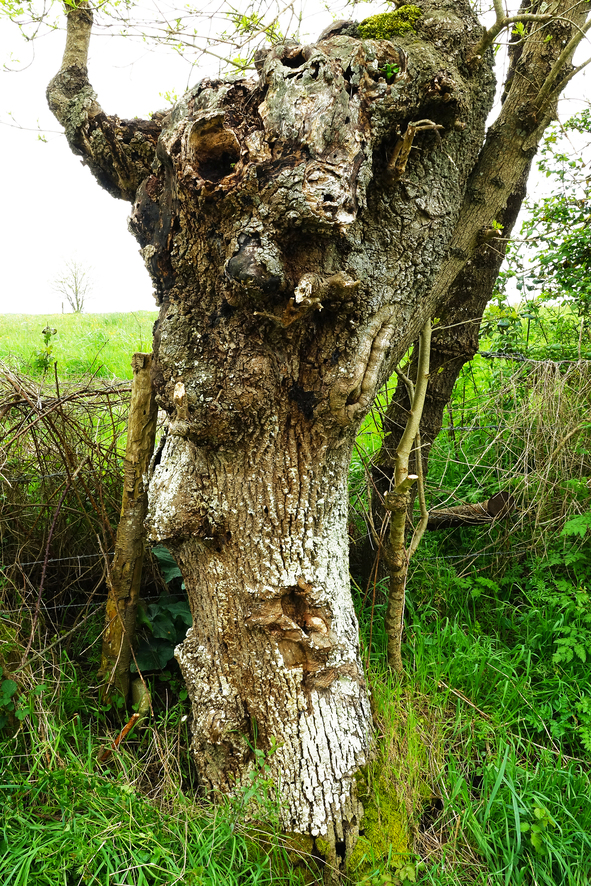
1,649 -> 309,886
352,334 -> 591,882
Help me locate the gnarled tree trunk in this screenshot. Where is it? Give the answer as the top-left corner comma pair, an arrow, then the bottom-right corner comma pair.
47,0 -> 590,866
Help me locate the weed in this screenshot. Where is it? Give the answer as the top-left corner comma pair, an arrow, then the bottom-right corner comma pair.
0,668 -> 18,729
34,324 -> 58,373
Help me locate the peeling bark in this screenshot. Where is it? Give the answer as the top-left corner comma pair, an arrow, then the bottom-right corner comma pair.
47,0 -> 591,867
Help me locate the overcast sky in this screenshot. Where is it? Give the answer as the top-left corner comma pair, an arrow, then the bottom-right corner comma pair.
1,2 -> 588,315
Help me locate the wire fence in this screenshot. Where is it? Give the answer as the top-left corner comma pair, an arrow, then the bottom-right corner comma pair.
350,357 -> 591,583
0,365 -> 163,634
3,356 -> 591,643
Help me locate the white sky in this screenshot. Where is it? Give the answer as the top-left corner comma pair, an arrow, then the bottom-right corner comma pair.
0,2 -> 588,314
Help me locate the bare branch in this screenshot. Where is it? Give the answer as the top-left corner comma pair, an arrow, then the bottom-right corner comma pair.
394,319 -> 431,488
407,430 -> 428,559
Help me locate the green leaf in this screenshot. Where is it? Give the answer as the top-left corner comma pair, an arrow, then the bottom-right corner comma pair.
561,512 -> 591,538
131,638 -> 176,672
150,612 -> 177,641
163,600 -> 193,626
1,679 -> 18,703
151,545 -> 182,584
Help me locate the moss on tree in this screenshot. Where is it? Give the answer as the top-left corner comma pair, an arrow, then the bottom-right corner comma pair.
347,767 -> 410,878
358,5 -> 422,41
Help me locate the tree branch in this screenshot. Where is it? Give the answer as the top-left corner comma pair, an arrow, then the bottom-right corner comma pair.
553,53 -> 591,95
535,17 -> 591,110
47,1 -> 165,201
383,318 -> 431,674
469,10 -> 554,64
407,429 -> 428,559
393,319 -> 431,488
61,0 -> 93,70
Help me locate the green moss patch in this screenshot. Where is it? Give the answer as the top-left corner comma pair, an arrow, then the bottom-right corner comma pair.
349,766 -> 410,878
358,5 -> 422,40
348,679 -> 443,882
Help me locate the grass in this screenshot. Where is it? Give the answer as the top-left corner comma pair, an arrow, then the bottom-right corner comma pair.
0,640 -> 311,886
351,320 -> 591,883
2,764 -> 290,886
354,563 -> 591,884
2,311 -> 591,885
0,312 -> 158,379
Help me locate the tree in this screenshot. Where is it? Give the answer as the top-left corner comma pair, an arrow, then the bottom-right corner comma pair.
502,110 -> 591,355
44,0 -> 591,871
52,258 -> 93,312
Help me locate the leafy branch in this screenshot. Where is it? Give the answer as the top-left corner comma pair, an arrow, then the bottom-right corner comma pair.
468,0 -> 554,65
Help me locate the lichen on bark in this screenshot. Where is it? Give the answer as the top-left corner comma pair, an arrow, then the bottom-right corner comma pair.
136,18 -> 494,860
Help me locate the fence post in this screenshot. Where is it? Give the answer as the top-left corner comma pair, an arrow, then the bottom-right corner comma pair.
99,352 -> 158,701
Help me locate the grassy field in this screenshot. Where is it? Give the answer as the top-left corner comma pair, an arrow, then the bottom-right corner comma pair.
0,312 -> 158,380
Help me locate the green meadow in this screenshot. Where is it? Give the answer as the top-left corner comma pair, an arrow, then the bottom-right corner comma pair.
0,312 -> 158,379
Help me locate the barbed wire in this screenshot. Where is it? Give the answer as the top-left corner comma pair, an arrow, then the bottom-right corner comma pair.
0,594 -> 166,615
1,552 -> 115,569
0,545 -> 529,617
480,351 -> 591,364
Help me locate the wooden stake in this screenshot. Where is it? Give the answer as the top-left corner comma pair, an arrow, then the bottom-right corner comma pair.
99,353 -> 158,701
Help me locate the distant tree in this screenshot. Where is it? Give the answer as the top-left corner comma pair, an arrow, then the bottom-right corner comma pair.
52,259 -> 92,313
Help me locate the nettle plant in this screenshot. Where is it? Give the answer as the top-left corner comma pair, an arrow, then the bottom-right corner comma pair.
519,511 -> 591,754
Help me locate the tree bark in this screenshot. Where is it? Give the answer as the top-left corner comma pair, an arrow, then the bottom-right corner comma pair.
99,353 -> 158,700
47,0 -> 590,865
